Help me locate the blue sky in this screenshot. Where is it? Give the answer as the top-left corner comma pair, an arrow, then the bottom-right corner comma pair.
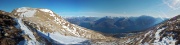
0,0 -> 180,18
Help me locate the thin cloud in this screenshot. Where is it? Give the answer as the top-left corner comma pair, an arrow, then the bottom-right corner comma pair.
163,0 -> 180,10
160,11 -> 170,18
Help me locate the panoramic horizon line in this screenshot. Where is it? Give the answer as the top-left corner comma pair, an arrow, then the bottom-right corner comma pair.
0,7 -> 172,18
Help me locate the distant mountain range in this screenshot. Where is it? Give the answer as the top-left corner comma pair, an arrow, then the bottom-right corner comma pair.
65,16 -> 167,34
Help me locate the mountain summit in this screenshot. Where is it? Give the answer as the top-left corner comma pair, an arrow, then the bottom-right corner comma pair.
11,7 -> 107,39
0,7 -> 114,45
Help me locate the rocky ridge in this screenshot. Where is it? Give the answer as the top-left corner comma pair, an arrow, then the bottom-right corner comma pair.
10,7 -> 116,45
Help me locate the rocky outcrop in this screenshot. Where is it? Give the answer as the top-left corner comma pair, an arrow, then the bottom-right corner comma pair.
0,13 -> 24,45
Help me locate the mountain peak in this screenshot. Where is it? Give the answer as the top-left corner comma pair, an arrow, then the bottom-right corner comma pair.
11,7 -> 109,40
13,7 -> 37,17
12,7 -> 56,18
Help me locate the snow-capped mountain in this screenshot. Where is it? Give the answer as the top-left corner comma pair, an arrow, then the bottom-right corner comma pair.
0,7 -> 116,45
11,7 -> 107,39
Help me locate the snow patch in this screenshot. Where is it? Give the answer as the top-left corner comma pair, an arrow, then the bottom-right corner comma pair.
16,7 -> 29,12
54,17 -> 61,24
37,30 -> 88,44
39,9 -> 55,16
21,10 -> 36,17
39,9 -> 53,13
154,28 -> 165,42
139,31 -> 151,42
49,32 -> 87,44
140,42 -> 149,45
62,24 -> 80,37
153,36 -> 176,45
16,7 -> 36,17
125,39 -> 132,43
17,18 -> 40,45
153,27 -> 176,45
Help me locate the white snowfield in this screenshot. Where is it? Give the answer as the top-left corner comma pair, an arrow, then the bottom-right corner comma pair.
17,18 -> 89,45
38,31 -> 88,44
139,31 -> 152,43
16,7 -> 37,17
17,18 -> 40,45
39,9 -> 55,16
16,7 -> 57,17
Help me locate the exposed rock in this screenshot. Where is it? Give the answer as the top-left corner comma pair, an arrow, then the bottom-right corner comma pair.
0,13 -> 24,45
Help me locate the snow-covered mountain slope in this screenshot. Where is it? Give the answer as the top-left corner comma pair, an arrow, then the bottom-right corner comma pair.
11,7 -> 108,39
0,9 -> 92,45
17,18 -> 90,45
9,7 -> 116,45
120,15 -> 180,45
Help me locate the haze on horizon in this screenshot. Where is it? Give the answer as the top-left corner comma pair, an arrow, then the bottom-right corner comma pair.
0,0 -> 180,18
